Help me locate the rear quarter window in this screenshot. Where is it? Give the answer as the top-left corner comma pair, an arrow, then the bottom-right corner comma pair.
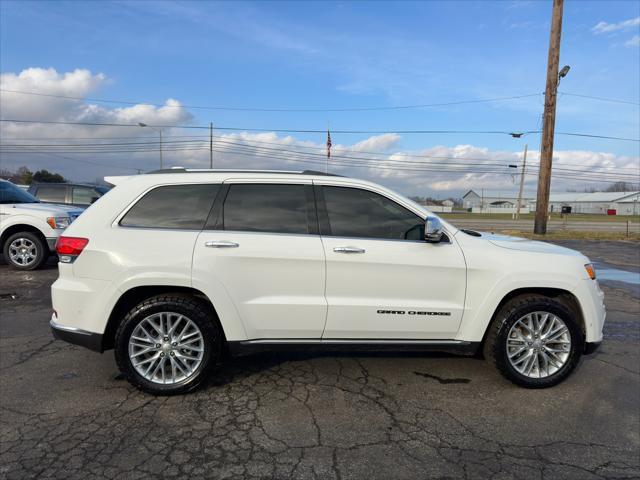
120,184 -> 220,230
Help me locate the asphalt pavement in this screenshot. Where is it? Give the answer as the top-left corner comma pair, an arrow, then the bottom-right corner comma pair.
0,240 -> 638,480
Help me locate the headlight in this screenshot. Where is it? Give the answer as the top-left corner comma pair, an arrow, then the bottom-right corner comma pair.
584,263 -> 596,280
46,217 -> 72,229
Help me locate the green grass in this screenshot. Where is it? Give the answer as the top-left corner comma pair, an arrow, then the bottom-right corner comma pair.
441,212 -> 640,223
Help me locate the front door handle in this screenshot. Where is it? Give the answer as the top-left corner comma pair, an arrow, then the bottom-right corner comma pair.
333,246 -> 365,254
205,240 -> 239,248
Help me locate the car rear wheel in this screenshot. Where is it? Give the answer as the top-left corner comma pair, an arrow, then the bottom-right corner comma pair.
484,294 -> 584,388
114,294 -> 223,395
3,231 -> 47,270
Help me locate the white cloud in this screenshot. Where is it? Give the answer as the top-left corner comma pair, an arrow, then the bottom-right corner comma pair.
0,67 -> 192,131
592,17 -> 640,34
624,34 -> 640,48
343,134 -> 400,153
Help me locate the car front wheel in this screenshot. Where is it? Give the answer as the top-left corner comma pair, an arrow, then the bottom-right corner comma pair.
484,294 -> 584,388
114,294 -> 223,395
3,231 -> 47,270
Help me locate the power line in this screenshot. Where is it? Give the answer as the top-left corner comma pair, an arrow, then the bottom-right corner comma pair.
0,147 -> 141,172
210,135 -> 640,172
2,135 -> 637,177
0,88 -> 543,112
554,131 -> 640,142
0,118 -> 523,136
2,118 -> 637,142
209,146 -> 636,184
2,141 -> 632,184
211,140 -> 640,178
559,92 -> 640,106
3,87 -> 638,110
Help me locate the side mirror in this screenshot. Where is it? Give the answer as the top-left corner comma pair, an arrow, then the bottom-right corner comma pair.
424,216 -> 444,243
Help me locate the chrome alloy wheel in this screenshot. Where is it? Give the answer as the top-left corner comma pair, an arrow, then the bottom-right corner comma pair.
128,312 -> 205,384
506,311 -> 572,379
8,237 -> 38,267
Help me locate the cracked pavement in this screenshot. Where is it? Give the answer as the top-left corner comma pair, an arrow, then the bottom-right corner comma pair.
1,240 -> 638,479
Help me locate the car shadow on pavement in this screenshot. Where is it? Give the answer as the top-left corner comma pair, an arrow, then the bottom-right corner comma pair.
203,350 -> 481,390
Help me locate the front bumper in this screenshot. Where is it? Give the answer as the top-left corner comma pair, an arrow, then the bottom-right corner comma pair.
46,237 -> 58,252
50,316 -> 103,352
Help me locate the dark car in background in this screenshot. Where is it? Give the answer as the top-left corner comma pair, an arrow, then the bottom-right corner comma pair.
28,183 -> 111,207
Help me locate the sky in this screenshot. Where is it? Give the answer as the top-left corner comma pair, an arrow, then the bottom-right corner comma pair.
0,0 -> 639,198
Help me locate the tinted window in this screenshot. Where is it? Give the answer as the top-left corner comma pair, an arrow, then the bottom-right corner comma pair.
36,185 -> 66,203
322,186 -> 424,240
72,187 -> 99,205
0,182 -> 39,204
120,184 -> 219,229
223,184 -> 309,234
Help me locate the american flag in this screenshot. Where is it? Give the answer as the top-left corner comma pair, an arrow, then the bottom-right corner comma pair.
326,129 -> 332,158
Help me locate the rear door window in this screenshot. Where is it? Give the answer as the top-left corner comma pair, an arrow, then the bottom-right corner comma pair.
222,184 -> 311,234
120,184 -> 219,229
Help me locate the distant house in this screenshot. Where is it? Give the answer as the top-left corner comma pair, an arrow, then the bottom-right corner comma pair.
535,191 -> 640,216
462,190 -> 535,209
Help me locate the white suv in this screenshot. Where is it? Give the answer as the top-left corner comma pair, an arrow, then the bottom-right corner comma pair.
1,180 -> 83,270
50,169 -> 605,394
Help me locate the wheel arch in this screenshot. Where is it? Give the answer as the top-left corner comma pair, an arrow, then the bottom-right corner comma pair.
102,285 -> 227,351
1,224 -> 48,250
480,287 -> 585,349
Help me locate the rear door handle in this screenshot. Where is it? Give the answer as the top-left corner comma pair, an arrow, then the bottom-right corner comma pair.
333,246 -> 365,254
205,240 -> 239,248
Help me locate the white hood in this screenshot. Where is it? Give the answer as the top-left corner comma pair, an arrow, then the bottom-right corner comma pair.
4,202 -> 84,215
484,233 -> 583,257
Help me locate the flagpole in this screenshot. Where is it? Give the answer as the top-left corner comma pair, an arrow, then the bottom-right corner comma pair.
326,121 -> 331,174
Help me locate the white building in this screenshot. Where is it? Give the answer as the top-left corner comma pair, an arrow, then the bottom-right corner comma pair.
463,189 -> 640,215
540,191 -> 640,216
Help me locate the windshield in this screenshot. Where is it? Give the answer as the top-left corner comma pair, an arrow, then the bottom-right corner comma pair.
0,181 -> 39,204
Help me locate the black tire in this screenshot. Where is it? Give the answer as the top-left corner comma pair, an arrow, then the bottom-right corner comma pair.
3,231 -> 48,270
114,294 -> 223,395
483,294 -> 584,388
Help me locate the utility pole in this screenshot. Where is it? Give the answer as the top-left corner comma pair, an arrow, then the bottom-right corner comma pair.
209,122 -> 214,169
515,144 -> 528,219
534,0 -> 564,234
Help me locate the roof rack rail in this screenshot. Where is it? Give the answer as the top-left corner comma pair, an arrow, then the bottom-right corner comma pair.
146,168 -> 343,177
147,168 -> 188,174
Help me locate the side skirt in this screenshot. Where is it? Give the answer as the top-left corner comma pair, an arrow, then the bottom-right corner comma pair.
227,339 -> 480,357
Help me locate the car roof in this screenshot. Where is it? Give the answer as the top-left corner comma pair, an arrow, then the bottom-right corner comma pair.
30,182 -> 106,188
105,168 -> 351,186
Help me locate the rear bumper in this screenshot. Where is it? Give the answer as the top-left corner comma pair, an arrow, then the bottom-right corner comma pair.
584,341 -> 602,355
50,316 -> 103,352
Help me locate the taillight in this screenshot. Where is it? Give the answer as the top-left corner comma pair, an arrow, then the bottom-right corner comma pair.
55,236 -> 89,263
